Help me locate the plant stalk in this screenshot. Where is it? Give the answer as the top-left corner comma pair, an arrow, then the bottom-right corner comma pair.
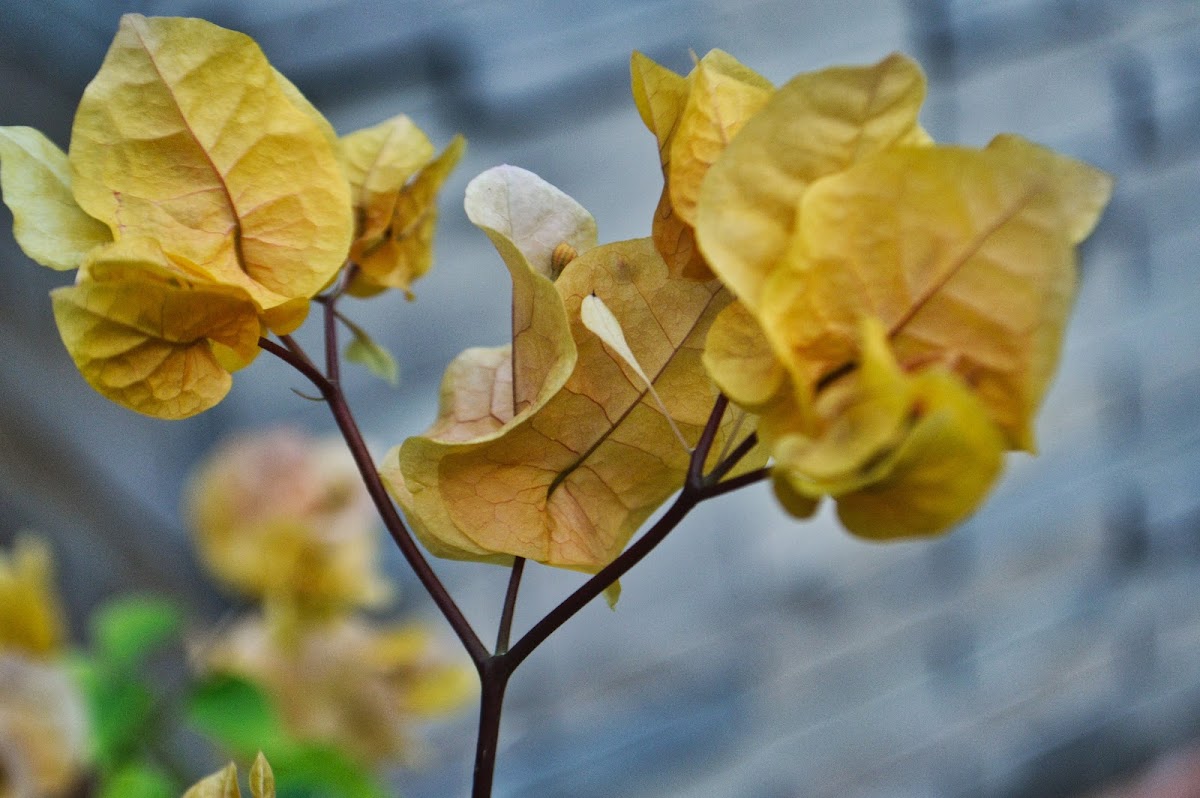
267,322 -> 770,797
471,659 -> 512,798
258,336 -> 489,666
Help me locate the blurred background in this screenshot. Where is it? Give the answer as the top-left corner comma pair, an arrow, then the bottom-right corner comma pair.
1,0 -> 1199,796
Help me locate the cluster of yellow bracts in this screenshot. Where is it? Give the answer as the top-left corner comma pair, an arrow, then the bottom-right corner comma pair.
386,50 -> 1111,560
0,16 -> 1112,561
633,50 -> 1112,538
0,15 -> 460,418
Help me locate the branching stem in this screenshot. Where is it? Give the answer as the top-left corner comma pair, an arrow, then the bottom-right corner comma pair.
495,557 -> 525,655
264,310 -> 771,797
258,334 -> 488,667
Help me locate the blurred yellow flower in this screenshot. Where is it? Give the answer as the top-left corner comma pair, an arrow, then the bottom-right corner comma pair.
198,615 -> 474,765
0,537 -> 87,798
186,429 -> 391,620
0,535 -> 66,659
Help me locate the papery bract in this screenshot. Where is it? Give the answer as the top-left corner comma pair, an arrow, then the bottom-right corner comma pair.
0,536 -> 67,659
393,237 -> 726,568
695,53 -> 931,311
343,115 -> 435,247
699,53 -> 930,419
0,15 -> 380,419
386,168 -> 758,569
761,135 -> 1112,450
183,754 -> 274,798
632,50 -> 772,280
69,14 -> 353,310
771,321 -> 1005,537
461,165 -> 595,411
690,53 -> 1112,538
51,240 -> 263,420
347,133 -> 465,298
0,127 -> 110,271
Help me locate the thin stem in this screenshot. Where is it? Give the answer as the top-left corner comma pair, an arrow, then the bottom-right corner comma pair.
495,557 -> 525,655
279,334 -> 320,375
260,337 -> 324,385
689,393 -> 729,485
505,394 -> 731,671
326,395 -> 489,666
700,466 -> 772,500
324,291 -> 340,385
472,663 -> 510,798
258,336 -> 490,667
504,486 -> 699,671
706,431 -> 759,487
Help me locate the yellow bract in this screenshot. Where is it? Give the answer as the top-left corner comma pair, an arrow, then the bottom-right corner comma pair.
695,53 -> 930,310
391,237 -> 725,568
0,655 -> 89,798
388,168 -> 759,568
463,166 -> 595,412
771,321 -> 1005,538
0,15 -> 458,419
688,53 -> 1112,538
343,115 -> 435,246
632,50 -> 772,280
52,239 -> 263,419
69,14 -> 352,310
765,136 -> 1111,450
0,127 -> 111,271
0,14 -> 350,418
183,754 -> 274,798
347,131 -> 465,298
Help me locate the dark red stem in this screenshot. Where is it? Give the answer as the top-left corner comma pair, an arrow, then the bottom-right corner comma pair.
265,314 -> 771,798
258,335 -> 489,666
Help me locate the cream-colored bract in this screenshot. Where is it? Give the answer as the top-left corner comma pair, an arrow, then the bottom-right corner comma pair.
182,753 -> 274,798
386,168 -> 759,568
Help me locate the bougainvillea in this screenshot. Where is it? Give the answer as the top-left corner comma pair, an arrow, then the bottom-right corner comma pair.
0,14 -> 1112,796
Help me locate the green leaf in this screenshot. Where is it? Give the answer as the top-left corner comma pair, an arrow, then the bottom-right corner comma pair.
87,675 -> 156,768
603,579 -> 621,610
92,595 -> 183,669
340,314 -> 399,384
187,674 -> 287,755
270,744 -> 387,798
188,675 -> 386,798
100,763 -> 177,798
